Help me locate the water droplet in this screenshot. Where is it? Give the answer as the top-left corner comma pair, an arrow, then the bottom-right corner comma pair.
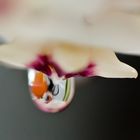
28,69 -> 75,113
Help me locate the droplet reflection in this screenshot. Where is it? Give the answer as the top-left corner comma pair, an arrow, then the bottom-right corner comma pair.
28,69 -> 75,113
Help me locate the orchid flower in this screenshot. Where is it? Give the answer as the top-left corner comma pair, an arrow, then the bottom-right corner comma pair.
0,0 -> 139,113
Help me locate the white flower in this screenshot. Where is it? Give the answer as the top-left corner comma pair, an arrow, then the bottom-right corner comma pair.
0,0 -> 139,78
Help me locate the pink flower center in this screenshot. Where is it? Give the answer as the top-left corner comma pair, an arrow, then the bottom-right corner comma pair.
28,55 -> 96,78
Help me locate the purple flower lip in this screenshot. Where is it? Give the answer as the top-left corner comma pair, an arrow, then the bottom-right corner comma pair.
28,55 -> 96,78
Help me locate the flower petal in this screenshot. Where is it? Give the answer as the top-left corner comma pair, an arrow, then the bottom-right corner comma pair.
0,41 -> 41,68
1,2 -> 140,55
91,47 -> 138,78
40,42 -> 138,78
0,41 -> 138,78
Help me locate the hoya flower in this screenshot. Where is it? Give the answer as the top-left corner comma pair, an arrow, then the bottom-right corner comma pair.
0,0 -> 139,78
0,0 -> 139,112
0,39 -> 138,78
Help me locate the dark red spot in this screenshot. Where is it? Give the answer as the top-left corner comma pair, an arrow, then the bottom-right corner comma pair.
28,55 -> 96,78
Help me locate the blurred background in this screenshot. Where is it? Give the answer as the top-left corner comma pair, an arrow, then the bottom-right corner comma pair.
0,54 -> 139,140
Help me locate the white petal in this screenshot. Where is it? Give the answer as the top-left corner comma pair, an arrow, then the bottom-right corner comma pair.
0,41 -> 138,78
41,42 -> 91,73
0,1 -> 139,78
0,1 -> 140,55
0,41 -> 41,68
91,48 -> 138,78
42,42 -> 138,78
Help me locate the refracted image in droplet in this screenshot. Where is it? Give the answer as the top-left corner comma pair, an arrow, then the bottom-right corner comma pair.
28,69 -> 75,113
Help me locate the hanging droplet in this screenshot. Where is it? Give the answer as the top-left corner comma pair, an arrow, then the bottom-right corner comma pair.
28,69 -> 75,113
